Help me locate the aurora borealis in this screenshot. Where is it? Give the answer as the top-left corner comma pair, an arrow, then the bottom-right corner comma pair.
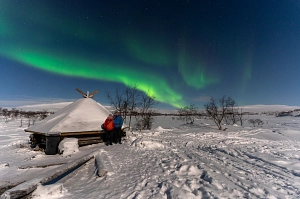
1,1 -> 300,108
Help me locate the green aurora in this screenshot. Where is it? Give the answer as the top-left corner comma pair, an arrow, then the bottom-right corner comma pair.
1,0 -> 300,109
0,1 -> 221,108
1,45 -> 185,108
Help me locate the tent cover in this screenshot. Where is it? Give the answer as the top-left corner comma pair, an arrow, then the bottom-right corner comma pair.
25,98 -> 111,135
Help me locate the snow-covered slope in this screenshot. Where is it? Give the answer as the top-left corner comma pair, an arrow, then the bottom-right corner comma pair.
1,105 -> 300,198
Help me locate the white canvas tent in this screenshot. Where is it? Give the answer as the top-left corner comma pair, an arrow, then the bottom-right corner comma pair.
25,98 -> 111,135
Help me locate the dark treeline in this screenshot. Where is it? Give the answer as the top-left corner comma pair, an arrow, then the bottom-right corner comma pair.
0,107 -> 53,127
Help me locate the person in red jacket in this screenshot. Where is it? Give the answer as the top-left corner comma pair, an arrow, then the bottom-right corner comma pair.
104,114 -> 114,146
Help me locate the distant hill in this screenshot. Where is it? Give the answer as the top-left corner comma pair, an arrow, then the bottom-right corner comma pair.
16,103 -> 300,115
17,102 -> 113,113
240,105 -> 300,113
17,102 -> 73,112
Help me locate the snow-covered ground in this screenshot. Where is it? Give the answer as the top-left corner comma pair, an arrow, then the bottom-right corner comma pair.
1,106 -> 300,198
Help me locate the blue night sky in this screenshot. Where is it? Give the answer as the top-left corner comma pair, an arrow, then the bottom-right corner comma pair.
1,0 -> 300,109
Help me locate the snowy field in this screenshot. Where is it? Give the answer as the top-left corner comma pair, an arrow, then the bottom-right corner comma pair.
1,106 -> 300,198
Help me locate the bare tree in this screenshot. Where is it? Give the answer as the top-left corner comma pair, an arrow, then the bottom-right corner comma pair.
204,96 -> 233,130
123,83 -> 140,128
11,108 -> 20,120
106,88 -> 124,113
237,107 -> 244,127
2,108 -> 10,123
248,119 -> 256,127
24,111 -> 35,127
39,110 -> 49,120
178,104 -> 198,124
135,91 -> 158,131
106,84 -> 141,129
248,119 -> 264,127
18,109 -> 26,127
19,113 -> 24,127
223,97 -> 245,126
227,97 -> 237,124
106,84 -> 160,131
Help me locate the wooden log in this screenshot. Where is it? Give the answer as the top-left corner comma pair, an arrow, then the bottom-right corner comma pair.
18,161 -> 67,169
0,149 -> 100,199
77,136 -> 103,146
0,161 -> 66,195
0,184 -> 20,197
95,154 -> 108,177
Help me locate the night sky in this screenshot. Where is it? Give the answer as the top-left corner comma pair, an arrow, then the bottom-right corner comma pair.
1,0 -> 300,109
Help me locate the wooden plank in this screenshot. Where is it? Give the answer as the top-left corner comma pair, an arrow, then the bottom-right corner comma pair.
78,140 -> 103,146
60,131 -> 104,136
0,149 -> 100,199
77,136 -> 102,141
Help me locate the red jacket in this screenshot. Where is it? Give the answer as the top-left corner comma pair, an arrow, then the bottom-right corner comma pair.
104,117 -> 114,131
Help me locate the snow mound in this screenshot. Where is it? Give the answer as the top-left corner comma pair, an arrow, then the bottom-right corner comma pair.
0,162 -> 9,168
159,182 -> 197,199
174,164 -> 203,176
31,153 -> 45,159
131,137 -> 165,150
154,126 -> 172,132
0,140 -> 29,149
58,138 -> 79,157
